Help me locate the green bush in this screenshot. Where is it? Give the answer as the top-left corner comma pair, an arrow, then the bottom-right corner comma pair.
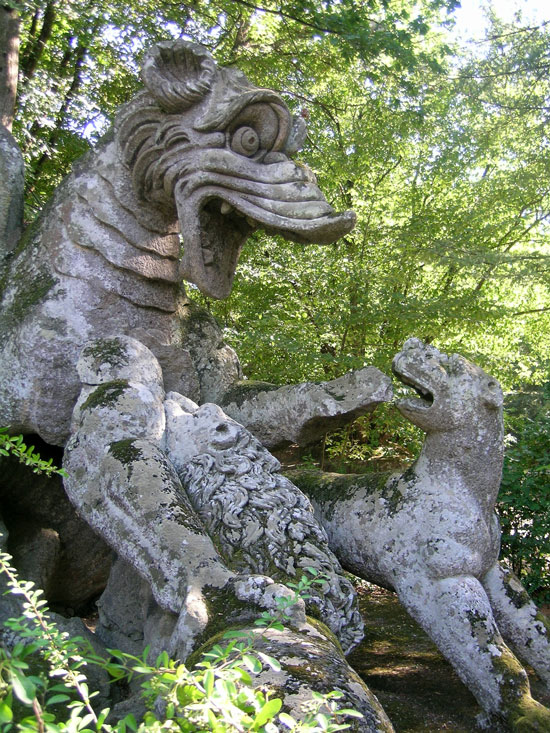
498,384 -> 550,603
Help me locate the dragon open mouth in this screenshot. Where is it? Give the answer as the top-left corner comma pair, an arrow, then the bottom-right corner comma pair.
174,151 -> 355,299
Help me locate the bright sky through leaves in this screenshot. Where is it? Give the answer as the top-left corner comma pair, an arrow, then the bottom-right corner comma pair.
453,0 -> 549,41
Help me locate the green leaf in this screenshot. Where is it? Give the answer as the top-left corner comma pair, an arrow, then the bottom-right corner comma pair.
257,652 -> 281,672
253,698 -> 282,728
337,709 -> 364,718
204,669 -> 214,696
242,654 -> 262,674
46,694 -> 71,705
121,713 -> 137,731
236,667 -> 253,685
278,711 -> 296,728
11,671 -> 36,705
0,701 -> 13,723
315,712 -> 330,729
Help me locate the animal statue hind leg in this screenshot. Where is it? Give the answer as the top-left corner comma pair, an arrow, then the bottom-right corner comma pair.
394,571 -> 550,731
483,563 -> 550,689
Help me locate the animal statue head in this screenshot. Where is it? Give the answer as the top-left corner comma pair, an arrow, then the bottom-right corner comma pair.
116,41 -> 355,299
392,337 -> 503,433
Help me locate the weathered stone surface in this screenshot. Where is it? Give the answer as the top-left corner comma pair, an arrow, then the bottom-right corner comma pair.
221,367 -> 393,448
61,335 -> 393,728
64,338 -> 238,659
163,393 -> 364,652
192,621 -> 395,733
7,522 -> 60,595
178,300 -> 242,404
292,338 -> 550,731
0,40 -> 354,446
66,336 -> 363,656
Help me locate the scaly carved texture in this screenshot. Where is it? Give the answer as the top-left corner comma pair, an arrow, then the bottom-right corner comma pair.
0,40 -> 354,444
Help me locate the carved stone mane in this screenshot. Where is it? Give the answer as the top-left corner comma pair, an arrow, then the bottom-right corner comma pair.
165,400 -> 364,652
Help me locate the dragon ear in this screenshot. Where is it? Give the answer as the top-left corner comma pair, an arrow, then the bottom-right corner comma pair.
141,40 -> 216,113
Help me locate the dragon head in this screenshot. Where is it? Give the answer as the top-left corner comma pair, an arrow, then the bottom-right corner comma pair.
115,41 -> 355,299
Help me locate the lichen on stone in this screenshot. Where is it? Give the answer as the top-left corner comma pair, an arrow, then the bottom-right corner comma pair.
222,380 -> 280,409
81,380 -> 129,412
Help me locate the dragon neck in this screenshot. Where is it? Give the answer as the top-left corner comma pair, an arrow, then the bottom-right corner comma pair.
52,137 -> 183,313
414,417 -> 504,516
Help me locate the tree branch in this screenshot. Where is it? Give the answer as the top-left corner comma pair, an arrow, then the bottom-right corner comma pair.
0,5 -> 20,130
19,0 -> 56,84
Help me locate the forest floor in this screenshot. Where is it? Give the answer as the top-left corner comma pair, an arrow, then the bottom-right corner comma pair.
348,582 -> 550,732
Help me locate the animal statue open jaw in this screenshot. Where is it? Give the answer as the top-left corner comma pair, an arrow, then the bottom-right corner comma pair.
127,41 -> 356,299
393,361 -> 435,415
0,39 -> 366,446
2,35 -> 549,731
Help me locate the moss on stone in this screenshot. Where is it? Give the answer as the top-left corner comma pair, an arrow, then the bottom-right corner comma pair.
380,472 -> 410,517
181,301 -> 219,334
502,571 -> 535,610
306,616 -> 343,654
81,380 -> 129,411
0,267 -> 56,336
187,585 -> 261,661
81,338 -> 128,368
324,385 -> 346,402
108,438 -> 145,466
287,468 -> 391,521
512,701 -> 550,732
534,611 -> 550,637
487,644 -> 548,730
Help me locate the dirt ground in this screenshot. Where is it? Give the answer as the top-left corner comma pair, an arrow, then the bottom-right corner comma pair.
348,583 -> 550,732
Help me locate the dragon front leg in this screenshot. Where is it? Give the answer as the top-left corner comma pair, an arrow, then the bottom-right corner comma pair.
63,336 -> 237,659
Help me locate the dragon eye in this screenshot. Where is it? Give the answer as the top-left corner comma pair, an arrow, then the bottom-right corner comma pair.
231,126 -> 260,156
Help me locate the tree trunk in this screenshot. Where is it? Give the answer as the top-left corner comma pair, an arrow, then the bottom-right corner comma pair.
0,5 -> 20,131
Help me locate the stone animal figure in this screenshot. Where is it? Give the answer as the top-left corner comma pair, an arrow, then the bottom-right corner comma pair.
292,338 -> 550,732
0,37 -> 392,620
62,336 -> 395,732
63,335 -> 363,655
0,39 -> 357,446
164,395 -> 364,653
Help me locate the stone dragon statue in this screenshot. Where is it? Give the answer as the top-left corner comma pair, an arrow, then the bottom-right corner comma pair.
0,40 -> 394,730
292,339 -> 550,731
0,37 -> 549,731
